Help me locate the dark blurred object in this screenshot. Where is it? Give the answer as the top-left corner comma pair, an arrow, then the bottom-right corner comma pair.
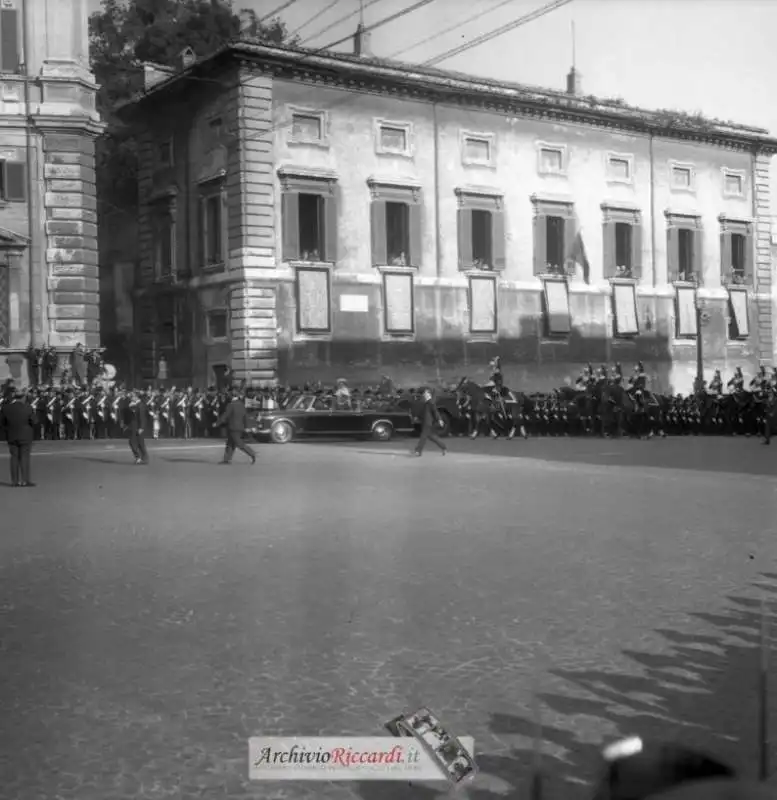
646,778 -> 775,799
592,738 -> 736,800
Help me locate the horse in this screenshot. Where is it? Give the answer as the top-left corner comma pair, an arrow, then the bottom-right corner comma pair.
454,378 -> 520,439
597,383 -> 662,439
752,393 -> 777,444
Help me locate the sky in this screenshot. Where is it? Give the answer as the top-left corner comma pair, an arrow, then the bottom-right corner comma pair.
87,0 -> 777,205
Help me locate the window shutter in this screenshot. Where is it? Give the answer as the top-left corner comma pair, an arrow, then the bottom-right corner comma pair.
0,10 -> 19,74
563,214 -> 575,275
631,222 -> 643,280
199,196 -> 207,266
370,200 -> 387,267
533,214 -> 547,275
457,207 -> 473,270
4,161 -> 25,202
602,220 -> 616,279
220,188 -> 229,266
720,230 -> 731,283
491,208 -> 506,270
692,227 -> 703,285
744,229 -> 754,284
666,226 -> 679,283
281,192 -> 300,262
323,191 -> 338,263
408,202 -> 422,268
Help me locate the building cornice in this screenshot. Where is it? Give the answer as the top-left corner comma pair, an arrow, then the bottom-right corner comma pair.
118,41 -> 777,154
32,115 -> 107,136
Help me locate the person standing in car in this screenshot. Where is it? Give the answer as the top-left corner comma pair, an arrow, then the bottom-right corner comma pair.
412,388 -> 447,457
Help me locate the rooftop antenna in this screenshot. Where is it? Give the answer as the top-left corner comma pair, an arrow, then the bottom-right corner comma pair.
359,0 -> 365,25
571,20 -> 576,69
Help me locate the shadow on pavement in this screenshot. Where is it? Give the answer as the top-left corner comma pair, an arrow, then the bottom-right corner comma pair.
353,573 -> 777,800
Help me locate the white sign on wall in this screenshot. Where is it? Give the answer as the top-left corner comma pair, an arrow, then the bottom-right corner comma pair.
340,294 -> 369,312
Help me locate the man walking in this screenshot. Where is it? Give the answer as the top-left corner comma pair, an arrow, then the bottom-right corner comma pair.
0,387 -> 36,486
124,390 -> 149,464
412,388 -> 447,457
214,389 -> 256,465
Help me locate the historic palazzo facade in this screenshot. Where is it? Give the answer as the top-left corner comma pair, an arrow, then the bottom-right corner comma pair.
119,40 -> 777,393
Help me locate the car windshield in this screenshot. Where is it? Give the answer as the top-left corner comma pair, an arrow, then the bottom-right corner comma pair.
290,396 -> 311,410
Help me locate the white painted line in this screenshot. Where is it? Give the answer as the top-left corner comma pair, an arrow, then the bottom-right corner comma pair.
0,443 -> 224,457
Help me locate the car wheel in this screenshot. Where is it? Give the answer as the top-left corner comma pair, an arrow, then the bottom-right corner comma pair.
372,421 -> 393,442
270,420 -> 293,444
437,410 -> 452,438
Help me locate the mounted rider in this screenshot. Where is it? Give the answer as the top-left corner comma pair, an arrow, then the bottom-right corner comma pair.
575,363 -> 594,391
708,369 -> 723,396
771,367 -> 777,392
610,363 -> 624,387
628,361 -> 648,408
727,366 -> 745,393
596,364 -> 608,385
485,356 -> 504,396
749,365 -> 768,392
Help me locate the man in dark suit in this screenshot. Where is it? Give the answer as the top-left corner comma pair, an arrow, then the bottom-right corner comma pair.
214,389 -> 256,464
0,388 -> 36,486
124,390 -> 149,464
412,388 -> 447,457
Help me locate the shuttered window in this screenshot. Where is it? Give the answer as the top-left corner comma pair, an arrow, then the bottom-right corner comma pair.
532,197 -> 575,276
0,263 -> 9,348
719,217 -> 753,286
456,190 -> 505,271
602,205 -> 642,280
199,179 -> 228,271
280,175 -> 338,264
0,9 -> 19,74
666,213 -> 703,285
0,161 -> 26,202
369,181 -> 422,269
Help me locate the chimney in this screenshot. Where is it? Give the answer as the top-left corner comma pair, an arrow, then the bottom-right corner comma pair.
566,66 -> 581,96
180,47 -> 196,69
353,22 -> 372,57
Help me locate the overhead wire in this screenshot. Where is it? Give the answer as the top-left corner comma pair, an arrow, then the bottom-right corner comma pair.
258,0 -> 299,24
289,0 -> 342,38
301,0 -> 383,43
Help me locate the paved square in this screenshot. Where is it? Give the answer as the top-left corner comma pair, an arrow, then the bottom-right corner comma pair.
1,436 -> 776,799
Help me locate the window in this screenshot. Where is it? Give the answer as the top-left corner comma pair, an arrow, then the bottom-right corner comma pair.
280,170 -> 338,263
602,205 -> 642,280
207,309 -> 228,341
456,190 -> 505,271
375,120 -> 412,157
369,180 -> 422,268
461,132 -> 494,166
720,217 -> 753,285
612,283 -> 639,337
537,144 -> 566,175
295,266 -> 331,334
158,139 -> 173,167
670,163 -> 694,191
289,110 -> 326,144
666,213 -> 702,284
383,271 -> 414,335
607,155 -> 633,183
728,288 -> 749,339
152,206 -> 175,280
0,262 -> 8,347
543,279 -> 571,336
532,196 -> 574,276
205,116 -> 223,149
675,286 -> 697,338
0,160 -> 25,202
199,180 -> 227,270
0,9 -> 19,74
468,275 -> 497,335
723,169 -> 745,197
157,295 -> 178,350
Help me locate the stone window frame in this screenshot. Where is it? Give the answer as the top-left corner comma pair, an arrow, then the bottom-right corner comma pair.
374,119 -> 414,159
467,272 -> 499,339
460,130 -> 496,168
536,141 -> 568,177
605,152 -> 634,185
287,106 -> 330,149
602,203 -> 642,281
719,214 -> 753,287
381,267 -> 415,339
198,173 -> 228,273
456,187 -> 505,271
727,286 -> 749,341
368,177 -> 423,268
0,158 -> 26,203
721,167 -> 746,198
531,194 -> 576,277
294,264 -> 332,338
611,281 -> 640,339
206,307 -> 229,343
673,284 -> 698,340
665,210 -> 703,286
150,192 -> 177,283
542,276 -> 572,338
669,160 -> 696,193
279,167 -> 339,265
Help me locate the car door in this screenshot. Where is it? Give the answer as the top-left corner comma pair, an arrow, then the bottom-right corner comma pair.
305,395 -> 334,434
330,397 -> 365,435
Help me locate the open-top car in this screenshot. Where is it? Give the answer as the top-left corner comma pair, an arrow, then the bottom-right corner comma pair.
245,393 -> 415,443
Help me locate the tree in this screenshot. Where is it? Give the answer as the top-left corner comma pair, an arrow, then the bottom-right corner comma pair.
89,0 -> 295,212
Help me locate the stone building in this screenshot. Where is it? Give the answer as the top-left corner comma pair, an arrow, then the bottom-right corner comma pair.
118,37 -> 777,393
0,0 -> 103,384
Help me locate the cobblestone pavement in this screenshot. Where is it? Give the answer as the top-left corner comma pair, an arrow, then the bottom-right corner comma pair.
1,437 -> 776,800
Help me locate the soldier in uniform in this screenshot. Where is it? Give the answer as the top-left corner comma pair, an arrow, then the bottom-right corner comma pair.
575,363 -> 594,391
124,390 -> 149,464
611,363 -> 624,387
628,361 -> 648,408
596,365 -> 609,385
708,369 -> 723,396
487,356 -> 504,397
749,365 -> 767,392
727,366 -> 744,393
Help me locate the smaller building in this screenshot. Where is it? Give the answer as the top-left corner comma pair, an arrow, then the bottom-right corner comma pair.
119,37 -> 777,393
